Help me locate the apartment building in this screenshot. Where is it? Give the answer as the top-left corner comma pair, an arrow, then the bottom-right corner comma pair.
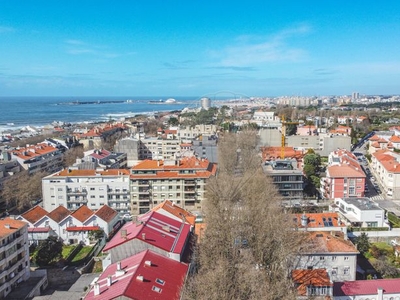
321,149 -> 366,199
9,143 -> 63,174
177,124 -> 218,140
130,157 -> 217,215
0,218 -> 30,299
72,149 -> 127,170
371,149 -> 400,198
42,169 -> 130,214
262,159 -> 304,201
333,197 -> 385,228
140,137 -> 181,160
294,231 -> 358,282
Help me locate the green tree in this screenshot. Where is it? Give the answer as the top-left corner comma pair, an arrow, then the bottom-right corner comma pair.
168,117 -> 179,126
303,153 -> 321,168
355,232 -> 370,254
35,236 -> 63,266
303,164 -> 316,178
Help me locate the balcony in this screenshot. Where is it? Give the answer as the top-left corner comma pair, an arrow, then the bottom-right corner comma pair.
138,180 -> 149,185
184,187 -> 195,192
184,180 -> 196,186
108,189 -> 128,195
138,188 -> 150,193
67,189 -> 87,195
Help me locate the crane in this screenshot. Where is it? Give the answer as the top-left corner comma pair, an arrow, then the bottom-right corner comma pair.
280,115 -> 299,159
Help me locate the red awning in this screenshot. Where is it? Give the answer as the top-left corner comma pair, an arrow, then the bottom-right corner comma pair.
28,227 -> 50,233
66,226 -> 100,232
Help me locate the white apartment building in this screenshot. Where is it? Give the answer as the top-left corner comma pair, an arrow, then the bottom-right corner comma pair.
0,218 -> 30,299
251,111 -> 281,128
334,197 -> 385,228
294,231 -> 358,282
371,149 -> 400,198
42,169 -> 131,214
177,124 -> 218,140
9,143 -> 63,174
140,137 -> 181,160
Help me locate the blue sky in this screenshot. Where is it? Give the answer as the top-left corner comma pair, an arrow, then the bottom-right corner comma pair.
1,1 -> 400,97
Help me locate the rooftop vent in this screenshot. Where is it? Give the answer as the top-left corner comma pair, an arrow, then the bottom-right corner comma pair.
136,275 -> 144,282
144,260 -> 152,267
94,282 -> 100,296
120,229 -> 127,239
107,275 -> 112,286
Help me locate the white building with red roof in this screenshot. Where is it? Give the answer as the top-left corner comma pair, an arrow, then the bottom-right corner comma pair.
84,249 -> 189,300
9,142 -> 63,174
333,278 -> 400,299
42,168 -> 130,214
130,157 -> 217,215
321,149 -> 366,199
102,210 -> 192,269
371,149 -> 400,198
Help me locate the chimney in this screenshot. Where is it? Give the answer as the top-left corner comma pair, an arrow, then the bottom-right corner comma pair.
94,282 -> 100,296
120,229 -> 127,239
115,261 -> 125,277
162,225 -> 170,232
107,275 -> 112,286
117,261 -> 121,271
142,233 -> 146,240
377,287 -> 383,300
4,224 -> 10,229
136,275 -> 144,282
144,260 -> 152,267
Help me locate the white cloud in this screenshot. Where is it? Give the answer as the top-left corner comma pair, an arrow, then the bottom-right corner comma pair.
0,26 -> 15,33
211,24 -> 311,68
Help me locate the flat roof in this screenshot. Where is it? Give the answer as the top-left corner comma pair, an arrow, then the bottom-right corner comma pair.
341,197 -> 383,211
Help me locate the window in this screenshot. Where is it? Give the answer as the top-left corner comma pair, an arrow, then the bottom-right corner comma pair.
152,286 -> 162,293
319,256 -> 325,260
344,267 -> 350,275
90,188 -> 95,191
331,268 -> 338,276
58,188 -> 63,191
332,256 -> 337,261
344,256 -> 349,261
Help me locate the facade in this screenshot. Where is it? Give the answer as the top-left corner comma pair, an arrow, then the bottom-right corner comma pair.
9,143 -> 63,174
73,149 -> 127,170
0,157 -> 21,192
371,149 -> 400,198
42,169 -> 130,214
251,111 -> 281,128
0,218 -> 30,299
292,269 -> 333,298
321,149 -> 366,199
84,250 -> 189,300
114,137 -> 140,167
333,278 -> 400,299
130,157 -> 217,215
333,197 -> 385,228
262,159 -> 304,201
294,231 -> 358,282
74,123 -> 126,150
17,205 -> 119,245
140,137 -> 181,160
102,210 -> 192,266
177,124 -> 217,140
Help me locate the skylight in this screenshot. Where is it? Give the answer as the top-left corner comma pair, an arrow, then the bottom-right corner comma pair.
152,286 -> 162,293
156,278 -> 165,285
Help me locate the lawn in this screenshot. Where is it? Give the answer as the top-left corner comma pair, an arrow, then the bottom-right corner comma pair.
72,246 -> 92,263
62,245 -> 75,259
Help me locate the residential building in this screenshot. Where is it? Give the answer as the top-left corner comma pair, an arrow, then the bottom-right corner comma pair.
333,278 -> 400,299
72,149 -> 127,170
102,210 -> 192,266
16,206 -> 57,245
292,269 -> 333,298
291,212 -> 347,235
321,149 -> 366,199
9,143 -> 63,174
294,231 -> 358,282
114,137 -> 141,167
151,200 -> 196,226
371,149 -> 400,198
251,111 -> 281,128
74,123 -> 126,150
0,218 -> 30,299
177,124 -> 218,140
262,159 -> 304,201
130,157 -> 217,215
17,205 -> 119,245
333,197 -> 385,228
0,154 -> 21,193
84,249 -> 189,300
140,137 -> 181,160
42,169 -> 130,214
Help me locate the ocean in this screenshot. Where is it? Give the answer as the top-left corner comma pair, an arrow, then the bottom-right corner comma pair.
0,96 -> 209,133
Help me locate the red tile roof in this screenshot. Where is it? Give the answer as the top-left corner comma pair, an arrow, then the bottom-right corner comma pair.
56,168 -> 130,177
292,269 -> 332,296
390,135 -> 400,143
20,205 -> 48,224
0,218 -> 27,239
10,143 -> 59,161
67,226 -> 100,232
103,211 -> 191,255
292,213 -> 345,229
84,250 -> 188,300
369,135 -> 379,141
261,146 -> 304,160
71,205 -> 93,223
47,205 -> 71,223
302,231 -> 358,254
334,278 -> 400,296
327,165 -> 366,178
372,150 -> 400,173
95,205 -> 118,223
152,200 -> 196,226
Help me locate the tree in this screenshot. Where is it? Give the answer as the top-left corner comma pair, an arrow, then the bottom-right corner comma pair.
63,145 -> 84,167
168,117 -> 179,126
355,232 -> 370,254
182,131 -> 304,300
35,236 -> 63,266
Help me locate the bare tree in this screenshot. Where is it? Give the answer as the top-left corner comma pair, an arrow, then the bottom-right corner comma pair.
182,131 -> 302,300
63,146 -> 84,167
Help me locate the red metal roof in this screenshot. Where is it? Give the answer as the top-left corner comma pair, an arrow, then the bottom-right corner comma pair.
334,278 -> 400,296
66,226 -> 100,232
84,249 -> 188,300
103,211 -> 191,255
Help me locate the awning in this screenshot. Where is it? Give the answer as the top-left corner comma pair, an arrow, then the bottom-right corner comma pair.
66,226 -> 100,232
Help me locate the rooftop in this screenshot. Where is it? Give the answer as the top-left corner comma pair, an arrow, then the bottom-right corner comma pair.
0,218 -> 27,239
20,205 -> 48,224
302,231 -> 358,254
292,212 -> 345,229
292,269 -> 332,296
341,197 -> 383,211
334,278 -> 400,296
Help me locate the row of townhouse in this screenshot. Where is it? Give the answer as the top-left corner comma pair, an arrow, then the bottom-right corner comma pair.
83,200 -> 195,300
321,149 -> 366,199
17,204 -> 119,245
42,157 -> 217,216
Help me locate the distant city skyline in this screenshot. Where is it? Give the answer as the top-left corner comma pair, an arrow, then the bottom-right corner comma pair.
1,1 -> 400,97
